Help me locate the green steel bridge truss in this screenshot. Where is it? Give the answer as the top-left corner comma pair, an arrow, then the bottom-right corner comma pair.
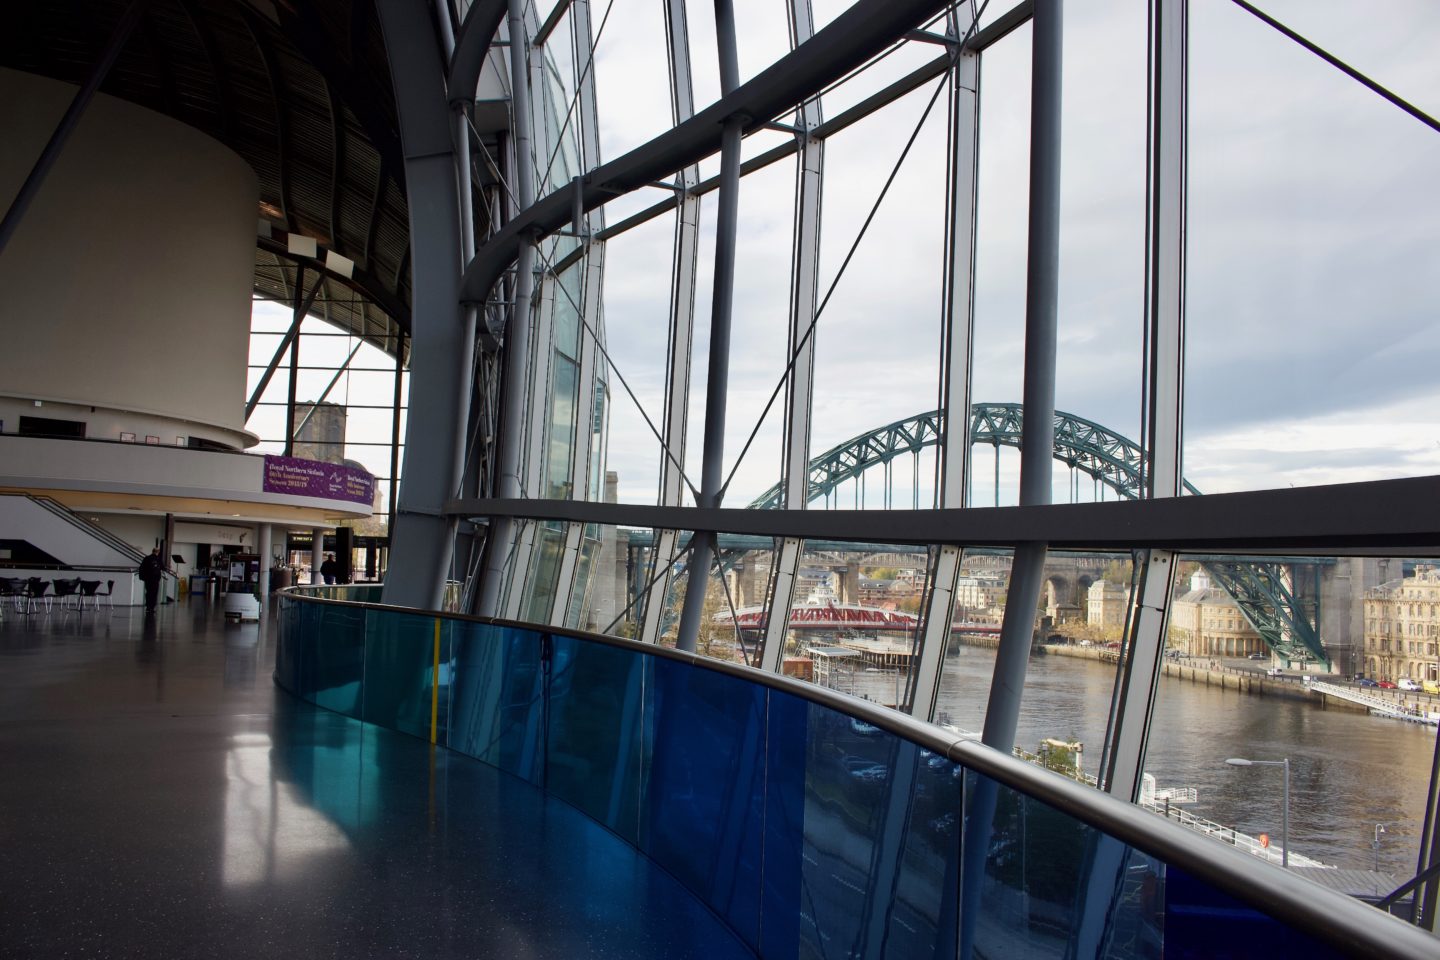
739,403 -> 1326,665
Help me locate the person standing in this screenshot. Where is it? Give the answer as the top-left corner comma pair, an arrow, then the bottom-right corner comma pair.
139,547 -> 164,614
320,553 -> 339,585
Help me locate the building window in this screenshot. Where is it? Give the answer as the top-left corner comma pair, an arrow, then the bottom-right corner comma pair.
18,415 -> 86,439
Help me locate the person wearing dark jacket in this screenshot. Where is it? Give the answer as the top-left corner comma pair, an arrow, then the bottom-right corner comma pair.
320,554 -> 339,585
138,547 -> 164,613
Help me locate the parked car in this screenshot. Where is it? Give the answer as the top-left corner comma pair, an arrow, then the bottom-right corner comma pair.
1265,667 -> 1284,677
1356,678 -> 1379,688
1424,680 -> 1440,695
1248,653 -> 1267,661
1377,680 -> 1398,689
1398,678 -> 1422,692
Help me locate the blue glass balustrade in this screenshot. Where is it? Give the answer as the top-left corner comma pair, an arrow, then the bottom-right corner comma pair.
275,595 -> 1396,959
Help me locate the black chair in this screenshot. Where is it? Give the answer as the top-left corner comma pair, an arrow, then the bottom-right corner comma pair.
0,578 -> 22,612
78,580 -> 102,610
90,579 -> 116,610
51,578 -> 82,610
24,578 -> 52,614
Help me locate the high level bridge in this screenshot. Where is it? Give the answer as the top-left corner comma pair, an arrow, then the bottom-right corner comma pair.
629,403 -> 1330,665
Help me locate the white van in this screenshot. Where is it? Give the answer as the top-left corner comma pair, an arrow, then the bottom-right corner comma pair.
1398,678 -> 1422,692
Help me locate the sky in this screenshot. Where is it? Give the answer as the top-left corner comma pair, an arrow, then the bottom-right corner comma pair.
579,0 -> 1440,507
245,0 -> 1440,514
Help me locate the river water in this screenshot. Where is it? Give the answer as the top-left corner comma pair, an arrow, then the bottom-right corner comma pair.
838,644 -> 1437,877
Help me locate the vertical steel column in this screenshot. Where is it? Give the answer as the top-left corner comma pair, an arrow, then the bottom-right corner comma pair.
377,0 -> 471,610
961,5 -> 1062,956
639,0 -> 703,645
1102,0 -> 1188,802
675,0 -> 744,654
257,523 -> 272,606
982,0 -> 1062,753
0,0 -> 151,257
759,0 -> 825,673
1075,8 -> 1187,954
284,265 -> 304,457
551,0 -> 610,626
1417,727 -> 1440,930
911,14 -> 981,716
387,329 -> 406,539
437,0 -> 485,604
478,0 -> 540,616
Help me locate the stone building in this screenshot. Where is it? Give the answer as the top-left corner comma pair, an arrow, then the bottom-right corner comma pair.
1363,566 -> 1440,683
1087,580 -> 1129,630
1168,570 -> 1267,659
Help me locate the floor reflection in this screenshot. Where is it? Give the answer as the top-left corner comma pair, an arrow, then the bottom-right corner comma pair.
221,730 -> 349,888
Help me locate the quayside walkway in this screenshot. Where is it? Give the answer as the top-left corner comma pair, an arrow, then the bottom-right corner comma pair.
0,599 -> 751,959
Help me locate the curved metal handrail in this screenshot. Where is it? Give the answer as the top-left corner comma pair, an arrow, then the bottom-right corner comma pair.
277,588 -> 1429,959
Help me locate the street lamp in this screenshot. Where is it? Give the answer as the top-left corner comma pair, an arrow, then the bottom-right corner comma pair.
1226,756 -> 1291,868
1373,822 -> 1386,873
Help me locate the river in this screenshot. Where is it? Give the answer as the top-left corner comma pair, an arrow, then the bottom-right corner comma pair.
836,643 -> 1437,877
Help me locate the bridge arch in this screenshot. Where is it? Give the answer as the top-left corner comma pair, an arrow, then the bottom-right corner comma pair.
743,404 -> 1325,666
747,403 -> 1200,511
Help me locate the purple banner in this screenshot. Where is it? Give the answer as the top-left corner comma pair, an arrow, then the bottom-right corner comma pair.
262,455 -> 375,507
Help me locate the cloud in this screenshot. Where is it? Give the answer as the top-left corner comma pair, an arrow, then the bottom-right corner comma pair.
587,0 -> 1440,506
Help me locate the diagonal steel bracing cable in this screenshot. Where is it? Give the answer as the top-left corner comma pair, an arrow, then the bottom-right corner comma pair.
601,538 -> 696,635
470,119 -> 702,502
534,0 -> 620,191
716,0 -> 986,504
1229,0 -> 1440,134
715,69 -> 953,504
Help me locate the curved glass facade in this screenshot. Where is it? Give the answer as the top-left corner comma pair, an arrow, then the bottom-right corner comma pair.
378,0 -> 1440,938
277,591 -> 1434,958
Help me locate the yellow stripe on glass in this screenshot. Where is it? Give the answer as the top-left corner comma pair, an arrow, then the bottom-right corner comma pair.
430,618 -> 441,744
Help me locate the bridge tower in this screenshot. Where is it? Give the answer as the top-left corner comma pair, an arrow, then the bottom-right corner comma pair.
1319,557 -> 1388,676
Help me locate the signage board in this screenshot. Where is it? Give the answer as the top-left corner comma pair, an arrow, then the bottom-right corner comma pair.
262,455 -> 374,507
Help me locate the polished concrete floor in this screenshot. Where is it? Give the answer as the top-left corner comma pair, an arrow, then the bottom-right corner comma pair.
0,598 -> 753,959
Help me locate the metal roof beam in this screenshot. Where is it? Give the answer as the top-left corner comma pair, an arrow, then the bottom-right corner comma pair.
460,0 -> 976,306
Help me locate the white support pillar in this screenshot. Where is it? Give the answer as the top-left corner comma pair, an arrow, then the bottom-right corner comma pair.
311,527 -> 325,585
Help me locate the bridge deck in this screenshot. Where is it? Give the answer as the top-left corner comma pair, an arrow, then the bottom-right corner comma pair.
1307,680 -> 1440,726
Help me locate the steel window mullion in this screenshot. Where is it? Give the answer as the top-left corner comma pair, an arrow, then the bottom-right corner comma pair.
911,19 -> 980,720
639,0 -> 702,645
760,0 -> 825,673
760,537 -> 805,672
478,1 -> 540,617
504,520 -> 538,619
526,274 -> 557,500
550,0 -> 608,625
1103,0 -> 1188,804
511,248 -> 550,625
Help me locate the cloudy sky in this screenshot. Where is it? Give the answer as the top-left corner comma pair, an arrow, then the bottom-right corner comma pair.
567,0 -> 1440,507
246,1 -> 1440,514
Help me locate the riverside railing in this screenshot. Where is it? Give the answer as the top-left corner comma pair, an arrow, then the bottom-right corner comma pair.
275,590 -> 1434,959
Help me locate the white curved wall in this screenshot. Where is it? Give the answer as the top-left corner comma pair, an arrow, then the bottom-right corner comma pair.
0,67 -> 258,444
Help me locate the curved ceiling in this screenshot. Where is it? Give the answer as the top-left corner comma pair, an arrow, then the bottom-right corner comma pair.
1,0 -> 438,360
